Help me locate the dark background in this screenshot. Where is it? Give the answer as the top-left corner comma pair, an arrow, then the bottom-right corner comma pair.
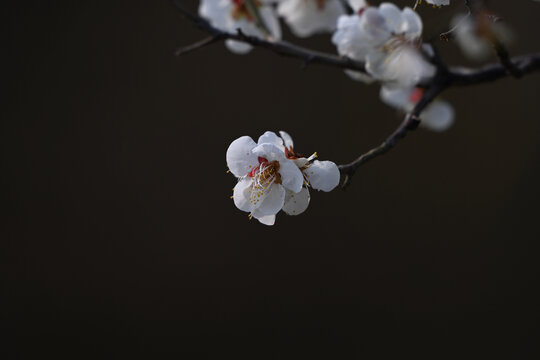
2,0 -> 540,358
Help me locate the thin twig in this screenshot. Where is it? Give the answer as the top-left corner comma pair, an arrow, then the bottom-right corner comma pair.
449,52 -> 540,86
175,35 -> 222,56
338,72 -> 451,188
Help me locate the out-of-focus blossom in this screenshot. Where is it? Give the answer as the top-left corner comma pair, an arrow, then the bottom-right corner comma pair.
425,0 -> 450,6
451,12 -> 512,61
380,86 -> 455,132
277,0 -> 346,38
348,0 -> 367,12
226,131 -> 339,225
199,0 -> 281,54
332,2 -> 435,86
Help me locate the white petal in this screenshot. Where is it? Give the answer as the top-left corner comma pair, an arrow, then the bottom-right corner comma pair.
282,188 -> 310,216
225,39 -> 253,54
425,0 -> 450,6
379,85 -> 412,110
278,0 -> 344,38
252,143 -> 286,162
233,177 -> 254,213
199,0 -> 230,30
278,159 -> 304,193
367,46 -> 435,87
332,14 -> 372,61
348,0 -> 367,12
344,69 -> 376,83
257,131 -> 283,147
254,214 -> 275,226
305,160 -> 340,192
401,7 -> 422,40
226,136 -> 258,177
254,183 -> 286,216
378,2 -> 403,35
421,100 -> 455,132
279,130 -> 294,149
260,4 -> 282,40
360,8 -> 391,43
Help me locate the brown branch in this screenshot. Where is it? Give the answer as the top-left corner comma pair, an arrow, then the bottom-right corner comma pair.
449,52 -> 540,86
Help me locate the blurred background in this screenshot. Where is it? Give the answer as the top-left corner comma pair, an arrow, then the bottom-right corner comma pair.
2,0 -> 540,358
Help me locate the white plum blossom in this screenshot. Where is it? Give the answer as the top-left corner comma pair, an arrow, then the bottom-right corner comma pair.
277,0 -> 346,38
332,2 -> 435,87
226,131 -> 340,225
451,12 -> 512,61
379,86 -> 455,132
199,0 -> 281,54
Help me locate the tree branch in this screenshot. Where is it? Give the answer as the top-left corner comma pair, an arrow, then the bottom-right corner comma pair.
337,51 -> 540,187
171,0 -> 540,188
338,71 -> 451,188
171,0 -> 366,73
449,53 -> 540,86
171,1 -> 540,84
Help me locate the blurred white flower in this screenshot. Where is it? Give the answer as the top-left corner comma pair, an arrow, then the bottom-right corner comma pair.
277,0 -> 346,38
425,0 -> 450,6
451,12 -> 512,61
226,131 -> 340,225
199,0 -> 281,54
380,86 -> 455,132
332,2 -> 435,86
348,0 -> 367,12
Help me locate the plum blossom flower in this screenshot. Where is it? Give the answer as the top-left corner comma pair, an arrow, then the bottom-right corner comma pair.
276,0 -> 346,38
226,131 -> 340,225
199,0 -> 281,54
451,12 -> 512,61
379,85 -> 455,132
332,2 -> 435,87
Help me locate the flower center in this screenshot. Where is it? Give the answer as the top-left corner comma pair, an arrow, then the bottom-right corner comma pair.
231,0 -> 261,22
246,157 -> 281,207
248,157 -> 282,185
382,35 -> 407,53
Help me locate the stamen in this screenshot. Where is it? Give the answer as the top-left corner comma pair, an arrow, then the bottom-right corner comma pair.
246,157 -> 282,207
